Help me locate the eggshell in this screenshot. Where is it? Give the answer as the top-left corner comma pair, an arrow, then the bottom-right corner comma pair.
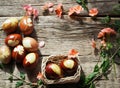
22,37 -> 38,52
5,34 -> 22,47
23,52 -> 38,70
12,45 -> 26,63
19,16 -> 34,35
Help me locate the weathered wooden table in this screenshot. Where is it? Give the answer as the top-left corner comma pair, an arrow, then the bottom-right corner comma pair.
0,0 -> 120,88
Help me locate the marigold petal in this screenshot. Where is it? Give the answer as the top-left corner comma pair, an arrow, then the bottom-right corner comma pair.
68,8 -> 75,16
101,28 -> 116,35
68,49 -> 79,56
55,4 -> 63,18
37,72 -> 43,80
89,8 -> 98,17
97,31 -> 105,39
68,49 -> 79,58
68,5 -> 84,16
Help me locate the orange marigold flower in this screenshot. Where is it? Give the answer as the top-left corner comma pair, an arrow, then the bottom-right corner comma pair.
101,28 -> 116,35
91,39 -> 96,48
68,49 -> 79,58
98,28 -> 116,39
89,8 -> 98,17
68,5 -> 84,16
97,31 -> 105,39
37,72 -> 43,80
55,4 -> 63,18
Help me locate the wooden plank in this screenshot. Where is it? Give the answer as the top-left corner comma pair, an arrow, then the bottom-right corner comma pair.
0,0 -> 119,5
0,1 -> 119,16
0,0 -> 120,87
0,16 -> 120,56
0,16 -> 119,56
0,16 -> 104,56
0,61 -> 120,88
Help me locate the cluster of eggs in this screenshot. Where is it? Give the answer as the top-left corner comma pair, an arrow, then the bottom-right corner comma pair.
0,16 -> 42,70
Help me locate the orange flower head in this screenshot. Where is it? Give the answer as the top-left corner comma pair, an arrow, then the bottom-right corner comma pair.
37,72 -> 43,80
55,4 -> 63,18
89,8 -> 98,17
97,31 -> 105,39
98,28 -> 116,39
68,5 -> 84,16
68,49 -> 79,58
101,28 -> 116,35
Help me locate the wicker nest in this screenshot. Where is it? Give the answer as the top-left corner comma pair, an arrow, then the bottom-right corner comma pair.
41,55 -> 81,84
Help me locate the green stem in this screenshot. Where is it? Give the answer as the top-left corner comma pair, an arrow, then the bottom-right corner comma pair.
11,74 -> 38,86
96,49 -> 102,65
87,47 -> 120,85
82,0 -> 88,12
112,59 -> 117,79
109,47 -> 120,60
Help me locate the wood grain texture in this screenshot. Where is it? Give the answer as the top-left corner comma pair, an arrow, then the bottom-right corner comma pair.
0,0 -> 119,16
0,0 -> 120,88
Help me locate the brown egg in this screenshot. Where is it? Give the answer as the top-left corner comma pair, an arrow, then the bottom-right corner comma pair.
23,52 -> 38,70
45,62 -> 62,79
22,37 -> 38,52
5,34 -> 22,47
19,16 -> 34,35
12,45 -> 26,63
2,17 -> 18,34
60,58 -> 78,76
0,45 -> 11,64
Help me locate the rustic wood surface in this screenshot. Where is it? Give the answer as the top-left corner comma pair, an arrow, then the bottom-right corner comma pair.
0,0 -> 120,88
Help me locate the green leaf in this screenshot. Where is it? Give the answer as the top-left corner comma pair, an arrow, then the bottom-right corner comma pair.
117,49 -> 120,57
115,20 -> 120,27
76,0 -> 82,3
109,20 -> 120,31
15,81 -> 23,88
106,43 -> 113,50
37,79 -> 43,86
89,82 -> 95,88
8,76 -> 13,83
100,50 -> 108,58
112,4 -> 120,15
76,0 -> 88,11
0,63 -> 4,69
100,59 -> 110,73
77,72 -> 86,87
20,72 -> 25,80
94,64 -> 99,72
85,72 -> 98,85
101,16 -> 111,24
113,20 -> 120,33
